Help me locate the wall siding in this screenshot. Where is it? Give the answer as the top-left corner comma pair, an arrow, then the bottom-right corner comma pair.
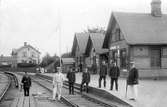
133,57 -> 150,68
161,57 -> 167,68
133,46 -> 149,56
130,46 -> 151,69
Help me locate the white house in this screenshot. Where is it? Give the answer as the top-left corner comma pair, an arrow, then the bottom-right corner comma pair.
12,42 -> 41,65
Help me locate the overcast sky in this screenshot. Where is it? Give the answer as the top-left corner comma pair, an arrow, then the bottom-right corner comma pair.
0,0 -> 167,57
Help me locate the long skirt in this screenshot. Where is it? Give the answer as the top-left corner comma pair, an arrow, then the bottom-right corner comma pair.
128,85 -> 138,99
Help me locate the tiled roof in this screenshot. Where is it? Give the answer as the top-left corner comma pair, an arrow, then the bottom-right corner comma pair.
89,33 -> 108,54
103,12 -> 167,48
71,33 -> 89,56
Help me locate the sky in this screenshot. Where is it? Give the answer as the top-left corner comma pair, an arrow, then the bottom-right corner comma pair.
0,0 -> 167,57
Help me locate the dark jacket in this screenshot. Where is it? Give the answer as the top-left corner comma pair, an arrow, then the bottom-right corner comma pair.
99,65 -> 107,76
21,75 -> 31,88
127,68 -> 139,85
109,66 -> 120,78
82,72 -> 90,83
67,71 -> 76,83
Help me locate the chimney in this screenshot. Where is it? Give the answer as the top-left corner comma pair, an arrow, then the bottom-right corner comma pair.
151,0 -> 162,17
24,42 -> 27,46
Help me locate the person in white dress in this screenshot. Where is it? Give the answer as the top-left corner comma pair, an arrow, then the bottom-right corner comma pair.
52,67 -> 65,100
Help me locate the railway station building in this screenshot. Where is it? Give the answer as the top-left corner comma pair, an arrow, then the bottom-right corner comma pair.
103,0 -> 167,78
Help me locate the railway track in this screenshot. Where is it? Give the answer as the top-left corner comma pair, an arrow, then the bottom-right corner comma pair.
12,73 -> 69,107
0,72 -> 18,104
32,74 -> 131,107
0,72 -> 69,107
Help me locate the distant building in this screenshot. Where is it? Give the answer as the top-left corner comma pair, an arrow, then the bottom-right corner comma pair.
61,58 -> 75,73
71,33 -> 89,71
85,33 -> 108,68
0,55 -> 14,67
103,0 -> 167,78
12,42 -> 41,66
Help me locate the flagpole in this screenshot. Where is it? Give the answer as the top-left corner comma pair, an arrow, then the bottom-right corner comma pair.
58,8 -> 62,68
59,27 -> 62,67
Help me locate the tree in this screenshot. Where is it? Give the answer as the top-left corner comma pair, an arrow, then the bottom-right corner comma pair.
84,26 -> 106,34
61,52 -> 72,58
40,53 -> 57,67
52,54 -> 60,61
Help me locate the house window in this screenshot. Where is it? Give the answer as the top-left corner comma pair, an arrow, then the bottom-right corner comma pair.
150,48 -> 161,68
120,49 -> 127,69
22,52 -> 27,57
115,28 -> 121,41
31,52 -> 35,57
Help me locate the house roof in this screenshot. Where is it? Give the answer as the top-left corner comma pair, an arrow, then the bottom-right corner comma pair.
103,12 -> 167,48
87,33 -> 108,55
71,33 -> 89,56
61,58 -> 75,65
14,45 -> 41,54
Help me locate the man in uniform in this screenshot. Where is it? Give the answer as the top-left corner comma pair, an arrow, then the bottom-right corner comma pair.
99,61 -> 107,88
109,62 -> 120,91
80,67 -> 90,93
21,72 -> 31,96
66,67 -> 76,95
52,67 -> 65,101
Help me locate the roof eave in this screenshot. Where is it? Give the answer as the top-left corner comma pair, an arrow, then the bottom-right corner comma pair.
128,43 -> 167,46
103,13 -> 115,49
71,34 -> 77,56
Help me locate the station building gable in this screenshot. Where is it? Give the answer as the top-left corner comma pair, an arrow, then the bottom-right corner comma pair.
71,33 -> 89,69
85,33 -> 108,67
103,10 -> 167,78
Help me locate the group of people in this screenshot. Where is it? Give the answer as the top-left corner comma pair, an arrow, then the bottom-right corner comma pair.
98,61 -> 120,90
52,65 -> 90,101
66,66 -> 90,94
52,60 -> 139,101
99,60 -> 139,100
65,60 -> 139,101
20,60 -> 139,102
